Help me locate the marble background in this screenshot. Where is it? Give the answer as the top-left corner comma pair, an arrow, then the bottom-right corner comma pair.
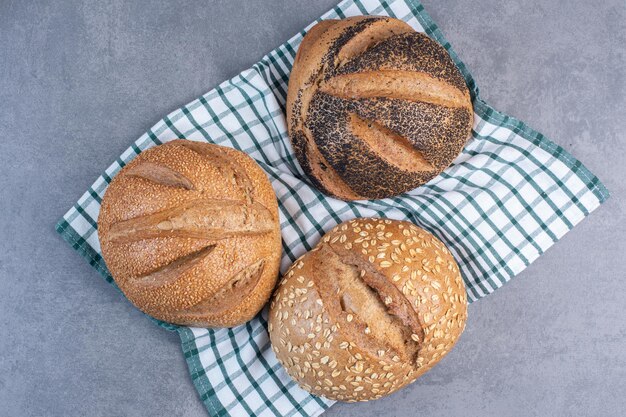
0,1 -> 624,416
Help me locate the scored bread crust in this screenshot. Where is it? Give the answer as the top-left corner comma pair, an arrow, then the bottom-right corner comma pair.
97,140 -> 282,328
269,218 -> 467,402
286,16 -> 473,200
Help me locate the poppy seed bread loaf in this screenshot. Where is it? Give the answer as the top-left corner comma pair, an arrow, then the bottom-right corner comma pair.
269,218 -> 467,402
286,16 -> 473,200
97,140 -> 282,328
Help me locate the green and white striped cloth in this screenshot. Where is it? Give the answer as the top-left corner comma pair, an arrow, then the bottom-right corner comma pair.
56,0 -> 609,415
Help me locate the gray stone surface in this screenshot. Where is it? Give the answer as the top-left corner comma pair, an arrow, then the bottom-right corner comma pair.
0,0 -> 624,416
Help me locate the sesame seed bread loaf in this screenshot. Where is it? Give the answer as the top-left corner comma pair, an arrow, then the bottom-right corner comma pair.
269,218 -> 467,401
286,16 -> 473,200
97,140 -> 282,327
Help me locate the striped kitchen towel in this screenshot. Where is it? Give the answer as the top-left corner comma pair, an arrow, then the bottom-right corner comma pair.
55,0 -> 609,415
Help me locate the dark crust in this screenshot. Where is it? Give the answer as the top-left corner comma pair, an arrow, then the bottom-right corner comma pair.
289,130 -> 337,197
291,18 -> 472,200
352,97 -> 472,168
318,17 -> 387,79
337,32 -> 468,93
306,92 -> 427,198
289,90 -> 304,132
307,91 -> 471,199
289,18 -> 384,133
288,17 -> 387,190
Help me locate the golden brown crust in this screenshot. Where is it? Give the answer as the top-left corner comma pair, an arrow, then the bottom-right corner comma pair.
97,140 -> 282,328
286,16 -> 473,200
269,218 -> 467,402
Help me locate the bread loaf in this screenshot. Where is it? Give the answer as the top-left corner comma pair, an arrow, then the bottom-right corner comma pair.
286,16 -> 473,200
269,218 -> 467,401
97,140 -> 282,327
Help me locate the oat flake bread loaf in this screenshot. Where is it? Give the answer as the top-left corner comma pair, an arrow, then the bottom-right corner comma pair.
97,140 -> 282,327
287,16 -> 473,200
269,218 -> 467,401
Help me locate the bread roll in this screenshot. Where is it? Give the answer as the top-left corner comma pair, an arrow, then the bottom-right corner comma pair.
98,140 -> 282,328
269,218 -> 467,401
286,16 -> 473,200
